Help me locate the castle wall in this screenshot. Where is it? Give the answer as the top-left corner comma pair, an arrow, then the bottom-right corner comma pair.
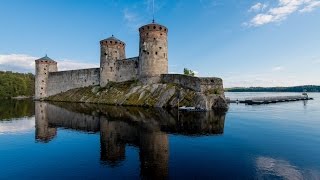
47,68 -> 100,97
116,57 -> 139,82
161,74 -> 201,91
199,77 -> 224,95
160,74 -> 224,94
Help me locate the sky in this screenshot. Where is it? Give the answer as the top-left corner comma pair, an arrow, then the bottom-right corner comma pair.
0,0 -> 319,87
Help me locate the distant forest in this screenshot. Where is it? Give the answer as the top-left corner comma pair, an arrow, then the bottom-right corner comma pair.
0,71 -> 35,99
226,85 -> 320,92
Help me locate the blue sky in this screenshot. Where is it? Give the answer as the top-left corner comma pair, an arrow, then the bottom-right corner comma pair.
0,0 -> 319,87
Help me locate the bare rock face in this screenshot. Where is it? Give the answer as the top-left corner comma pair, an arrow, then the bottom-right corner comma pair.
46,81 -> 228,111
155,87 -> 176,108
211,95 -> 229,111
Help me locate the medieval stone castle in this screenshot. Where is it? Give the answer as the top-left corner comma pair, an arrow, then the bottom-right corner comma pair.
35,21 -> 224,103
35,22 -> 169,100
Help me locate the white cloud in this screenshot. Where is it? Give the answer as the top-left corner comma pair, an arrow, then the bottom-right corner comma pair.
0,54 -> 98,73
272,66 -> 285,71
246,0 -> 320,27
123,8 -> 144,31
57,59 -> 98,71
300,0 -> 320,12
250,14 -> 275,26
0,54 -> 37,73
249,3 -> 268,12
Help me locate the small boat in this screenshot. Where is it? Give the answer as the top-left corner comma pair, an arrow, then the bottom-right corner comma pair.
302,89 -> 308,97
178,106 -> 207,112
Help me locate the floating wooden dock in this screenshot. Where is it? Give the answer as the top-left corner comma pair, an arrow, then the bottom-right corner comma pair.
228,95 -> 313,105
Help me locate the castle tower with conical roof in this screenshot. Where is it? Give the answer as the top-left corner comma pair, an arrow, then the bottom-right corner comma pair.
138,22 -> 168,83
35,55 -> 58,100
100,35 -> 126,87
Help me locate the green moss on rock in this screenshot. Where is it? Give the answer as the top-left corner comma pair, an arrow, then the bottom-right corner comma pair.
45,81 -> 227,110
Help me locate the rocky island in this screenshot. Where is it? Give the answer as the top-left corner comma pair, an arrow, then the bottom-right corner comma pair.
35,22 -> 228,111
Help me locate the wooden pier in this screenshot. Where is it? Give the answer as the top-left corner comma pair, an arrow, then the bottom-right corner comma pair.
228,95 -> 313,105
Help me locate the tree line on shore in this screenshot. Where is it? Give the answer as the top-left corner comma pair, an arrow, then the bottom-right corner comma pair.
0,71 -> 34,99
225,85 -> 320,92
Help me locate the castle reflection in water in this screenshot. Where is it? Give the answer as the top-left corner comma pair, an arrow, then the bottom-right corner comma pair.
35,102 -> 226,179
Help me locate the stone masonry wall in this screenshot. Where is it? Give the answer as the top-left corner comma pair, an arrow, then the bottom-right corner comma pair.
138,24 -> 168,79
160,74 -> 224,94
47,68 -> 100,97
199,78 -> 224,94
116,57 -> 139,82
161,74 -> 201,91
35,61 -> 57,100
100,41 -> 126,86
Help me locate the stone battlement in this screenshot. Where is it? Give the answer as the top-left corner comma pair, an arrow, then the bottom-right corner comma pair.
139,23 -> 168,33
160,74 -> 224,94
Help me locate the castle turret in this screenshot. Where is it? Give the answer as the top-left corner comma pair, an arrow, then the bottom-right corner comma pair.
139,22 -> 168,83
100,35 -> 126,87
35,55 -> 58,100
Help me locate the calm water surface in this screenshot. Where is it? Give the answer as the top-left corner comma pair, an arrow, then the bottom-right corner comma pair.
0,92 -> 320,179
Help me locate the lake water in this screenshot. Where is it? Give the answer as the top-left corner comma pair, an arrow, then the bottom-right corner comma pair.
0,92 -> 320,179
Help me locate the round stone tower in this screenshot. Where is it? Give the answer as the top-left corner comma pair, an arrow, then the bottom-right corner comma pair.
35,55 -> 58,100
100,35 -> 126,87
138,22 -> 168,83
